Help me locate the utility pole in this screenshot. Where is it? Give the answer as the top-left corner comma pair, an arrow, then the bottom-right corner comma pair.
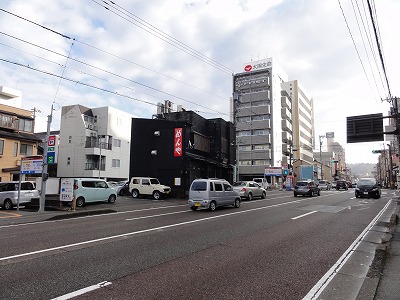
39,104 -> 53,212
387,143 -> 394,189
319,135 -> 325,180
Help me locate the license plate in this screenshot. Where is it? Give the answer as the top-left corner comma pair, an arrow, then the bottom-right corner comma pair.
25,193 -> 34,196
195,202 -> 201,207
363,192 -> 368,195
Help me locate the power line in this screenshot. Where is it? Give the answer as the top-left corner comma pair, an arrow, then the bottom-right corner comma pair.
91,0 -> 234,74
366,0 -> 392,98
0,58 -> 229,116
0,7 -> 228,102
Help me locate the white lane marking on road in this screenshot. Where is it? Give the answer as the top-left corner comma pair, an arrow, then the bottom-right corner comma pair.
291,211 -> 317,220
302,198 -> 393,300
0,196 -> 323,262
125,210 -> 189,221
51,281 -> 112,300
0,205 -> 188,229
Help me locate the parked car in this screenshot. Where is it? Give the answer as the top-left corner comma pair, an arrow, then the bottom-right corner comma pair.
331,181 -> 337,189
188,178 -> 241,211
107,181 -> 119,192
294,180 -> 320,197
233,181 -> 266,200
355,178 -> 381,199
129,177 -> 171,200
335,180 -> 348,190
0,181 -> 39,210
73,178 -> 117,207
318,180 -> 331,190
117,181 -> 129,196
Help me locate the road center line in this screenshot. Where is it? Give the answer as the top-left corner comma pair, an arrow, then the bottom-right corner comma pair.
0,197 -> 318,262
291,211 -> 317,220
125,210 -> 189,220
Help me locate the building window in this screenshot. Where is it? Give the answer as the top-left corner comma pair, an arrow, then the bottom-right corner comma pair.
237,116 -> 251,123
252,115 -> 269,121
253,160 -> 268,165
112,159 -> 120,168
239,160 -> 251,166
113,139 -> 121,148
237,131 -> 251,137
239,145 -> 251,151
254,144 -> 269,150
193,133 -> 211,153
68,136 -> 72,144
20,144 -> 33,156
14,142 -> 18,156
18,119 -> 33,132
0,139 -> 4,155
67,157 -> 71,165
253,129 -> 269,136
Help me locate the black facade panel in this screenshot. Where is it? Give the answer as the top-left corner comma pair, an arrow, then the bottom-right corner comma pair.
346,113 -> 384,143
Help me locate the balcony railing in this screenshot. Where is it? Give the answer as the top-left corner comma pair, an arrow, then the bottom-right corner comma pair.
84,140 -> 112,150
85,162 -> 106,171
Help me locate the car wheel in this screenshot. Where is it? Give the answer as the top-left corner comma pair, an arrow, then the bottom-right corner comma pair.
317,190 -> 320,196
190,206 -> 198,211
3,199 -> 13,210
209,201 -> 217,211
119,190 -> 125,196
247,193 -> 253,201
76,197 -> 85,207
153,191 -> 161,200
261,191 -> 266,199
132,189 -> 139,198
108,194 -> 116,203
234,198 -> 241,208
355,194 -> 359,198
294,192 -> 297,197
376,194 -> 381,199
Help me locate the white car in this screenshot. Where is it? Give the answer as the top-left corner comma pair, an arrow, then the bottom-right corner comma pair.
129,177 -> 171,200
318,180 -> 331,190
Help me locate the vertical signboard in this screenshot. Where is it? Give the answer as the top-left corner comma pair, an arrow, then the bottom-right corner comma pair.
174,128 -> 183,157
60,178 -> 74,202
47,135 -> 58,164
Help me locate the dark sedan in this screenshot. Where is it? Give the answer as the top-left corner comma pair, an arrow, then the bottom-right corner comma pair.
294,181 -> 320,197
355,178 -> 381,199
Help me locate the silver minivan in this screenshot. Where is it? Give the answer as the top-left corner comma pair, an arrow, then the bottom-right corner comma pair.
188,178 -> 241,211
73,178 -> 117,207
0,181 -> 39,210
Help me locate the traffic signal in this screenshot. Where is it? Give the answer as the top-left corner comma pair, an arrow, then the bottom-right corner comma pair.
283,169 -> 289,176
372,150 -> 382,154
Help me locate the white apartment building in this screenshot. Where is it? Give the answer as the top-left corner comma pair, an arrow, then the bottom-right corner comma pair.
57,104 -> 133,181
281,80 -> 315,166
233,58 -> 289,184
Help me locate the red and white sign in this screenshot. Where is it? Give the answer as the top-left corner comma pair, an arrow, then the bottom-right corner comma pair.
243,58 -> 272,72
244,64 -> 252,72
48,135 -> 56,146
174,128 -> 183,157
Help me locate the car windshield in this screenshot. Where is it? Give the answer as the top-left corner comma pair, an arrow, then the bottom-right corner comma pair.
358,179 -> 376,186
233,182 -> 246,187
296,182 -> 308,186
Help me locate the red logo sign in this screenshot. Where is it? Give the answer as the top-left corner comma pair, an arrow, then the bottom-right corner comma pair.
244,64 -> 252,72
174,128 -> 183,157
48,135 -> 56,147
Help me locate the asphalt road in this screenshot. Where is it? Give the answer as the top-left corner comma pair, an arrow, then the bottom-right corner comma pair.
0,189 -> 394,300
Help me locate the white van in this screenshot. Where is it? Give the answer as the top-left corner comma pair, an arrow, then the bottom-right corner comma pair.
188,178 -> 241,211
253,178 -> 270,190
0,181 -> 39,210
73,178 -> 117,207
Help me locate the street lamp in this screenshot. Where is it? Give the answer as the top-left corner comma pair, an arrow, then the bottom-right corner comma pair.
319,135 -> 325,180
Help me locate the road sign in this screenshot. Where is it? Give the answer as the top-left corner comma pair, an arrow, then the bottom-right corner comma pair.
60,178 -> 74,201
48,152 -> 56,164
48,135 -> 56,146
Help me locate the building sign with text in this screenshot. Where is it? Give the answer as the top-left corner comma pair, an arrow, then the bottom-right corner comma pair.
243,58 -> 272,72
174,128 -> 183,157
21,155 -> 43,174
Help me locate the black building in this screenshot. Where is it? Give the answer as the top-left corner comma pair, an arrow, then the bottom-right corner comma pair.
130,111 -> 235,198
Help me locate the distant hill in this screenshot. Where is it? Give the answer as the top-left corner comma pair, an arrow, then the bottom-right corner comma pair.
347,163 -> 376,178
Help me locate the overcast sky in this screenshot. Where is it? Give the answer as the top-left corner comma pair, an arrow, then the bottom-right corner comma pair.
0,0 -> 399,165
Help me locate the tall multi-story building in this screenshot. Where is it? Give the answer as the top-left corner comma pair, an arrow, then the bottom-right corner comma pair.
0,86 -> 41,181
281,80 -> 315,166
57,105 -> 133,181
232,58 -> 289,185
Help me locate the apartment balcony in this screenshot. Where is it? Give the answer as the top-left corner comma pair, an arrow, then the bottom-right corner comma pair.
281,96 -> 291,109
281,119 -> 292,132
85,140 -> 112,150
281,107 -> 291,121
84,162 -> 105,171
282,131 -> 292,143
